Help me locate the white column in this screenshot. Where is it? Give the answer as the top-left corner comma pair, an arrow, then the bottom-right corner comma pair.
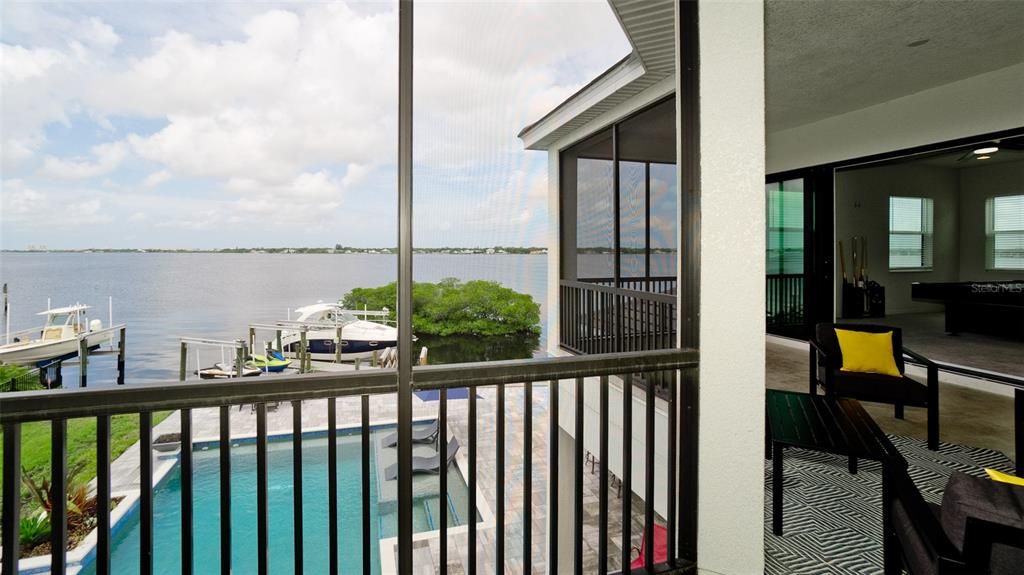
697,0 -> 766,573
546,150 -> 562,354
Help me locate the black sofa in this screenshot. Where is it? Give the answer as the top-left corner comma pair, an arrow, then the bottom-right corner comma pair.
886,468 -> 1024,574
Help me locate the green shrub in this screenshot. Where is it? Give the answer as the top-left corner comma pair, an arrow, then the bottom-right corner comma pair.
0,363 -> 40,392
19,513 -> 50,548
342,278 -> 540,337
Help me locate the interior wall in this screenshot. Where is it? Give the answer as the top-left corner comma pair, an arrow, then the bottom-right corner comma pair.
958,159 -> 1024,281
835,163 -> 960,315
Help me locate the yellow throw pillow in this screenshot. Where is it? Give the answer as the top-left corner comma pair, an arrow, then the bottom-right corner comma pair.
834,329 -> 901,377
986,468 -> 1024,487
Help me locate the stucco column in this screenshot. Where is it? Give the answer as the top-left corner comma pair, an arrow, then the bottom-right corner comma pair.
696,0 -> 766,573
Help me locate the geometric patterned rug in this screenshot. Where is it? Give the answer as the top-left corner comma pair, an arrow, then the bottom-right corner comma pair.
764,435 -> 1017,575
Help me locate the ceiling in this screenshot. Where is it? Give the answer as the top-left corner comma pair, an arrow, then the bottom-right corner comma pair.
523,0 -> 1024,150
843,134 -> 1024,170
766,0 -> 1024,131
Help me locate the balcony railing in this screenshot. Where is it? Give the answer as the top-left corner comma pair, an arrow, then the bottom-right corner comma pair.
560,279 -> 678,356
1,348 -> 697,575
577,276 -> 678,295
766,273 -> 804,328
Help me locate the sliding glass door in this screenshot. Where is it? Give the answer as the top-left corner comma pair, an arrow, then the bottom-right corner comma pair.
766,178 -> 806,337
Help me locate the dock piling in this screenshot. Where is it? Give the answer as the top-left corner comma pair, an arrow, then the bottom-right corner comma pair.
299,329 -> 308,374
78,336 -> 89,388
235,341 -> 246,379
179,341 -> 188,382
117,327 -> 126,385
335,327 -> 342,364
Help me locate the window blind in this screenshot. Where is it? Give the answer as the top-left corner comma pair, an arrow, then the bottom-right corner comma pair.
987,194 -> 1024,270
888,196 -> 934,269
765,180 -> 804,275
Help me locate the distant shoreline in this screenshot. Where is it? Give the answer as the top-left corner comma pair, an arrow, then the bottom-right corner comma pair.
2,247 -> 550,255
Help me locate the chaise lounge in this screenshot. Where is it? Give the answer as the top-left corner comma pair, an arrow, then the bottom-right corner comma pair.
384,436 -> 459,481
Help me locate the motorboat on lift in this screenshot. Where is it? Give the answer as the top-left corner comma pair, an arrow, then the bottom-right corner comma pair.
0,304 -> 117,366
280,302 -> 400,361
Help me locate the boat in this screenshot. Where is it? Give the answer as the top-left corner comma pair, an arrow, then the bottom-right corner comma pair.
196,361 -> 262,379
0,304 -> 118,366
249,350 -> 292,372
280,303 -> 400,361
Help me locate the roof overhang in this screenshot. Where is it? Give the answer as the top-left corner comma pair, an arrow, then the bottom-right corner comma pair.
518,54 -> 645,150
518,0 -> 676,151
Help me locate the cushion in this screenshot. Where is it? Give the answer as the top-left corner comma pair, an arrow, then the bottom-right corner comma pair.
832,372 -> 927,405
987,468 -> 1024,487
834,328 -> 902,377
815,323 -> 906,373
892,498 -> 940,575
940,472 -> 1024,573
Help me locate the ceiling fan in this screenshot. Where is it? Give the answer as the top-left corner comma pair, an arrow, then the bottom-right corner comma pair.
954,135 -> 1024,163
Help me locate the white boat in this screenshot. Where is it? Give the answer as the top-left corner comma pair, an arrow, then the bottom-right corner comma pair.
0,304 -> 117,366
280,303 -> 400,361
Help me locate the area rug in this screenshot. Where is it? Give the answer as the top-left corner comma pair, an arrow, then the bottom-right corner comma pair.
764,435 -> 1016,575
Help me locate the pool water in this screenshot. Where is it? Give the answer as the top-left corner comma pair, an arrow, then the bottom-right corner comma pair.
80,432 -> 472,575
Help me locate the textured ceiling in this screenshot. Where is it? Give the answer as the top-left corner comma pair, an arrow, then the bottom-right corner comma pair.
522,0 -> 1024,150
767,0 -> 1024,131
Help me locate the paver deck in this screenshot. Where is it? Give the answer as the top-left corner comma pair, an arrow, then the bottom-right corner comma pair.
113,378 -> 663,573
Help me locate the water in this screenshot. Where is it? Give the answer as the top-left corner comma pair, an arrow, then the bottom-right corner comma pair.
79,432 -> 472,575
0,253 -> 547,383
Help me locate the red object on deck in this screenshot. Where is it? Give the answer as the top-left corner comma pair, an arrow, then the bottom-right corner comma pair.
629,523 -> 669,569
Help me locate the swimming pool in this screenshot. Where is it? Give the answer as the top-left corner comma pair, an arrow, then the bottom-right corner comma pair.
79,429 -> 473,575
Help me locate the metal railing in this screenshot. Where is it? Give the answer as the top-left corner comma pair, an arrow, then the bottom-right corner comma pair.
579,276 -> 678,295
766,273 -> 804,328
559,281 -> 679,399
1,348 -> 698,575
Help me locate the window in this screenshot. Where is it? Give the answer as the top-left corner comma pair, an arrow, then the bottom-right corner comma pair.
987,194 -> 1024,270
888,196 -> 934,270
765,179 -> 804,275
561,97 -> 676,282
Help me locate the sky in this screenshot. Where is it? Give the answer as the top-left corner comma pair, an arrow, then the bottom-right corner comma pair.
0,0 -> 630,250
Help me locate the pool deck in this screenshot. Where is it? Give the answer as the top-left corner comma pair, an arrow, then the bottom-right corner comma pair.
110,379 -> 653,574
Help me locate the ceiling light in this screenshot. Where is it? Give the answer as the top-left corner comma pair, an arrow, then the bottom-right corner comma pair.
977,155 -> 991,160
906,39 -> 929,48
973,147 -> 999,155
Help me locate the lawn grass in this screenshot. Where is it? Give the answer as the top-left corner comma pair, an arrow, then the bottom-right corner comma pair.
0,411 -> 172,513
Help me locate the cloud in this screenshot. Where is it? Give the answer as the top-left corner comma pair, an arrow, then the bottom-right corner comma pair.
42,141 -> 128,179
1,180 -> 48,220
142,169 -> 171,188
1,1 -> 629,247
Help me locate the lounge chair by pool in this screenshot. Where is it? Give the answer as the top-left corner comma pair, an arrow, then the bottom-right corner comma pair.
381,419 -> 440,448
384,437 -> 459,481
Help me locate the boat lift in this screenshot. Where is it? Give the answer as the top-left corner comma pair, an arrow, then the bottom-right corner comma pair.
246,322 -> 319,373
178,337 -> 248,382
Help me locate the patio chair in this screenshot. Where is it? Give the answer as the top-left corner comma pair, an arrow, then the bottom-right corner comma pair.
384,436 -> 459,481
630,523 -> 669,569
381,419 -> 440,448
886,467 -> 1024,574
810,323 -> 940,450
